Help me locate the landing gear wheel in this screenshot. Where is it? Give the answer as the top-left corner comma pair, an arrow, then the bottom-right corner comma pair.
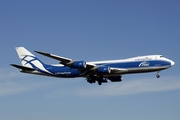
156,74 -> 160,78
98,81 -> 102,85
156,71 -> 160,78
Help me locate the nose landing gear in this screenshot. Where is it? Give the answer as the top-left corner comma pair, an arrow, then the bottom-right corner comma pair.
156,74 -> 160,78
156,71 -> 160,78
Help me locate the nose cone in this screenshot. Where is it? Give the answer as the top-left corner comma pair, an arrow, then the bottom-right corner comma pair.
170,60 -> 175,66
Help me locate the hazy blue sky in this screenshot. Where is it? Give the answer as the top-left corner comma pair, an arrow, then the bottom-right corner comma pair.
0,0 -> 180,120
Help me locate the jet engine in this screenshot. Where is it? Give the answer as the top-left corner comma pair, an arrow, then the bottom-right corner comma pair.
97,66 -> 111,73
72,61 -> 86,68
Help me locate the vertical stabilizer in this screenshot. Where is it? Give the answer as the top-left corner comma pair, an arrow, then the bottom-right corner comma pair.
15,47 -> 44,68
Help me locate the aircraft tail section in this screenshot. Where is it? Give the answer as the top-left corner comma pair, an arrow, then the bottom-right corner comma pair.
15,47 -> 45,69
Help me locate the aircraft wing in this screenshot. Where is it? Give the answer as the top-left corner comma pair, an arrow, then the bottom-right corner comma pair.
34,50 -> 96,68
34,50 -> 72,63
34,50 -> 128,75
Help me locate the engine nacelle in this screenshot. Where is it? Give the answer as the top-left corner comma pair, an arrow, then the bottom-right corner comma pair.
97,66 -> 111,73
72,61 -> 86,68
108,76 -> 122,82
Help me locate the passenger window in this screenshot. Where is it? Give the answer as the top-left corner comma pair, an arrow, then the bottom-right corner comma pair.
160,55 -> 164,58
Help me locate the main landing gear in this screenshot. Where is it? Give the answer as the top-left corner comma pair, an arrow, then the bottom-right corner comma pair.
87,76 -> 107,85
156,71 -> 160,78
98,81 -> 102,85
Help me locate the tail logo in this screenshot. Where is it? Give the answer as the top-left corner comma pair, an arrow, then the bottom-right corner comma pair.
21,55 -> 37,67
21,55 -> 40,68
20,55 -> 53,75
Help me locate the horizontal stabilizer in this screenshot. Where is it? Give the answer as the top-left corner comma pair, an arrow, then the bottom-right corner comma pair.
10,64 -> 37,71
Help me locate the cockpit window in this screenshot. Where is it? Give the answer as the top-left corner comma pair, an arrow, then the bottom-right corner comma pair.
160,55 -> 164,58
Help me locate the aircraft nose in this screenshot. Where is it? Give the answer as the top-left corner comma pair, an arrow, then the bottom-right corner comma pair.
170,60 -> 175,66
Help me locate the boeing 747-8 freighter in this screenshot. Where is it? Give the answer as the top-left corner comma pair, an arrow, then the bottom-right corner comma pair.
11,47 -> 175,85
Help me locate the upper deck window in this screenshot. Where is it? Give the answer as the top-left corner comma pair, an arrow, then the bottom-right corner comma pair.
160,55 -> 164,58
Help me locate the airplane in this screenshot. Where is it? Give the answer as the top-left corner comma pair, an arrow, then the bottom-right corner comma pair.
10,47 -> 175,85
